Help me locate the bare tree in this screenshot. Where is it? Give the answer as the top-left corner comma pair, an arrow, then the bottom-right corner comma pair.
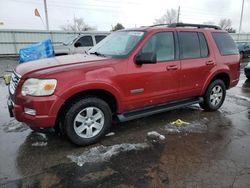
218,18 -> 232,30
154,9 -> 177,24
61,17 -> 96,32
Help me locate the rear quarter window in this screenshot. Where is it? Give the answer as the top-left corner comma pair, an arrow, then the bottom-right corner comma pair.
212,32 -> 238,55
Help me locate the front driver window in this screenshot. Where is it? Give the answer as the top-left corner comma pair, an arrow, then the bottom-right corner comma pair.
141,32 -> 175,61
76,36 -> 93,47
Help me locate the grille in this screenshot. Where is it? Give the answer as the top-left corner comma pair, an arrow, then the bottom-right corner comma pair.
9,71 -> 21,95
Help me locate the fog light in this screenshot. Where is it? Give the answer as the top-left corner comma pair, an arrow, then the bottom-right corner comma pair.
24,108 -> 36,116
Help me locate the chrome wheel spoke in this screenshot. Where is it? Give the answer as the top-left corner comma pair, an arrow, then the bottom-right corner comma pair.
75,115 -> 85,124
86,107 -> 94,117
86,127 -> 93,137
218,93 -> 223,98
92,122 -> 102,130
93,112 -> 102,121
76,124 -> 87,133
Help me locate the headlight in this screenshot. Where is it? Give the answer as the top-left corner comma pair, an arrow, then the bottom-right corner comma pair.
21,78 -> 57,96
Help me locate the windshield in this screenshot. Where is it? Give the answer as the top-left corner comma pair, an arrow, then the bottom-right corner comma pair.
62,35 -> 78,45
89,31 -> 145,57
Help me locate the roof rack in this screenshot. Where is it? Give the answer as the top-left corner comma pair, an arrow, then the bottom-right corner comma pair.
148,24 -> 169,27
149,23 -> 221,30
169,23 -> 221,30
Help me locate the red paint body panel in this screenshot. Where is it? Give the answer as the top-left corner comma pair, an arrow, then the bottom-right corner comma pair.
10,27 -> 240,128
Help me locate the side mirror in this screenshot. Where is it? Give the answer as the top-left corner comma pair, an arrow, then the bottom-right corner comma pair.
135,52 -> 157,65
74,42 -> 82,48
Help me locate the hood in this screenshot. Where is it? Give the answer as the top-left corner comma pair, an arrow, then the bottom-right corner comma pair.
53,44 -> 70,54
16,54 -> 109,77
53,44 -> 69,50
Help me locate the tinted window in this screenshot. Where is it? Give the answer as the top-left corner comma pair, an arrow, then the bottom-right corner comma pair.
95,35 -> 106,44
212,32 -> 238,55
179,32 -> 200,59
76,36 -> 93,47
198,32 -> 209,57
141,32 -> 175,61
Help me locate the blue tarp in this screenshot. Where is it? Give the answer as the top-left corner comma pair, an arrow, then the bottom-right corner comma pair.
19,39 -> 55,63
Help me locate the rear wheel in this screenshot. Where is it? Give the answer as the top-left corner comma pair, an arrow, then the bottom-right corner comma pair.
64,97 -> 112,146
199,79 -> 226,111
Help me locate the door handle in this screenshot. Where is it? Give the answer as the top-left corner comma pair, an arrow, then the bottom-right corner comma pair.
167,65 -> 178,71
206,60 -> 215,65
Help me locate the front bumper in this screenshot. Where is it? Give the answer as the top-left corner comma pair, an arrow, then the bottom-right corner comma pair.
7,95 -> 64,128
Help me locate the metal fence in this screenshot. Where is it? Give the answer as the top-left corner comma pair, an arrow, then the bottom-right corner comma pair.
0,29 -> 250,55
0,29 -> 107,55
230,33 -> 250,42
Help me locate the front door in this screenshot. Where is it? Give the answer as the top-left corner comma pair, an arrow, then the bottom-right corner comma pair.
125,31 -> 181,111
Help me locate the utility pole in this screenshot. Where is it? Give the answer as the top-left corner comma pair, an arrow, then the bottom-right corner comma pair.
43,0 -> 49,31
239,0 -> 244,33
177,6 -> 180,23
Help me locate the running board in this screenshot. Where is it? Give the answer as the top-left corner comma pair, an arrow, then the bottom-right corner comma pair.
117,97 -> 203,122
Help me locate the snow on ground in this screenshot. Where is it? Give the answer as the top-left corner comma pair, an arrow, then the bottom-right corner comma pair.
227,94 -> 250,102
31,142 -> 48,147
147,131 -> 166,141
233,94 -> 250,102
105,132 -> 115,137
68,143 -> 149,167
34,132 -> 48,140
3,119 -> 28,132
30,132 -> 48,146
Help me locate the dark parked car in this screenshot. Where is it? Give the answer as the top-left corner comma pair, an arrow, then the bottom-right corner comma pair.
245,63 -> 250,79
236,41 -> 250,58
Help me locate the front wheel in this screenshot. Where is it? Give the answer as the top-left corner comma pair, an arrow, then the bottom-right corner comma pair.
199,79 -> 226,111
64,97 -> 112,146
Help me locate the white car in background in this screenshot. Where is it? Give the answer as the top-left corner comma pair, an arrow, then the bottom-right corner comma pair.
54,32 -> 109,56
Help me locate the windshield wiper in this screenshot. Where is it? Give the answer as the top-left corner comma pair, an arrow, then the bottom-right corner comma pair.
89,51 -> 106,57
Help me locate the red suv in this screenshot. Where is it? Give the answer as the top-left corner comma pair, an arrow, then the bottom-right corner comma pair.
7,23 -> 240,145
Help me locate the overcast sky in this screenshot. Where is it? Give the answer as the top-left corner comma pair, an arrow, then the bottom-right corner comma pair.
0,0 -> 249,32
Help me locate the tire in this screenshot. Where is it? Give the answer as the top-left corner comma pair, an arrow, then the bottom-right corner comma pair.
199,79 -> 226,111
64,97 -> 112,146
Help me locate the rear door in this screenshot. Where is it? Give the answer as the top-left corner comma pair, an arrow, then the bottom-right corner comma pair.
178,31 -> 215,98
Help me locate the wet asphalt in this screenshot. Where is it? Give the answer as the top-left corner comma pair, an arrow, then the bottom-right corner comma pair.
0,57 -> 250,188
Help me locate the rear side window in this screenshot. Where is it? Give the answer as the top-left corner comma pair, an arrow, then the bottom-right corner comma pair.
212,32 -> 238,55
95,35 -> 106,44
179,32 -> 208,59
